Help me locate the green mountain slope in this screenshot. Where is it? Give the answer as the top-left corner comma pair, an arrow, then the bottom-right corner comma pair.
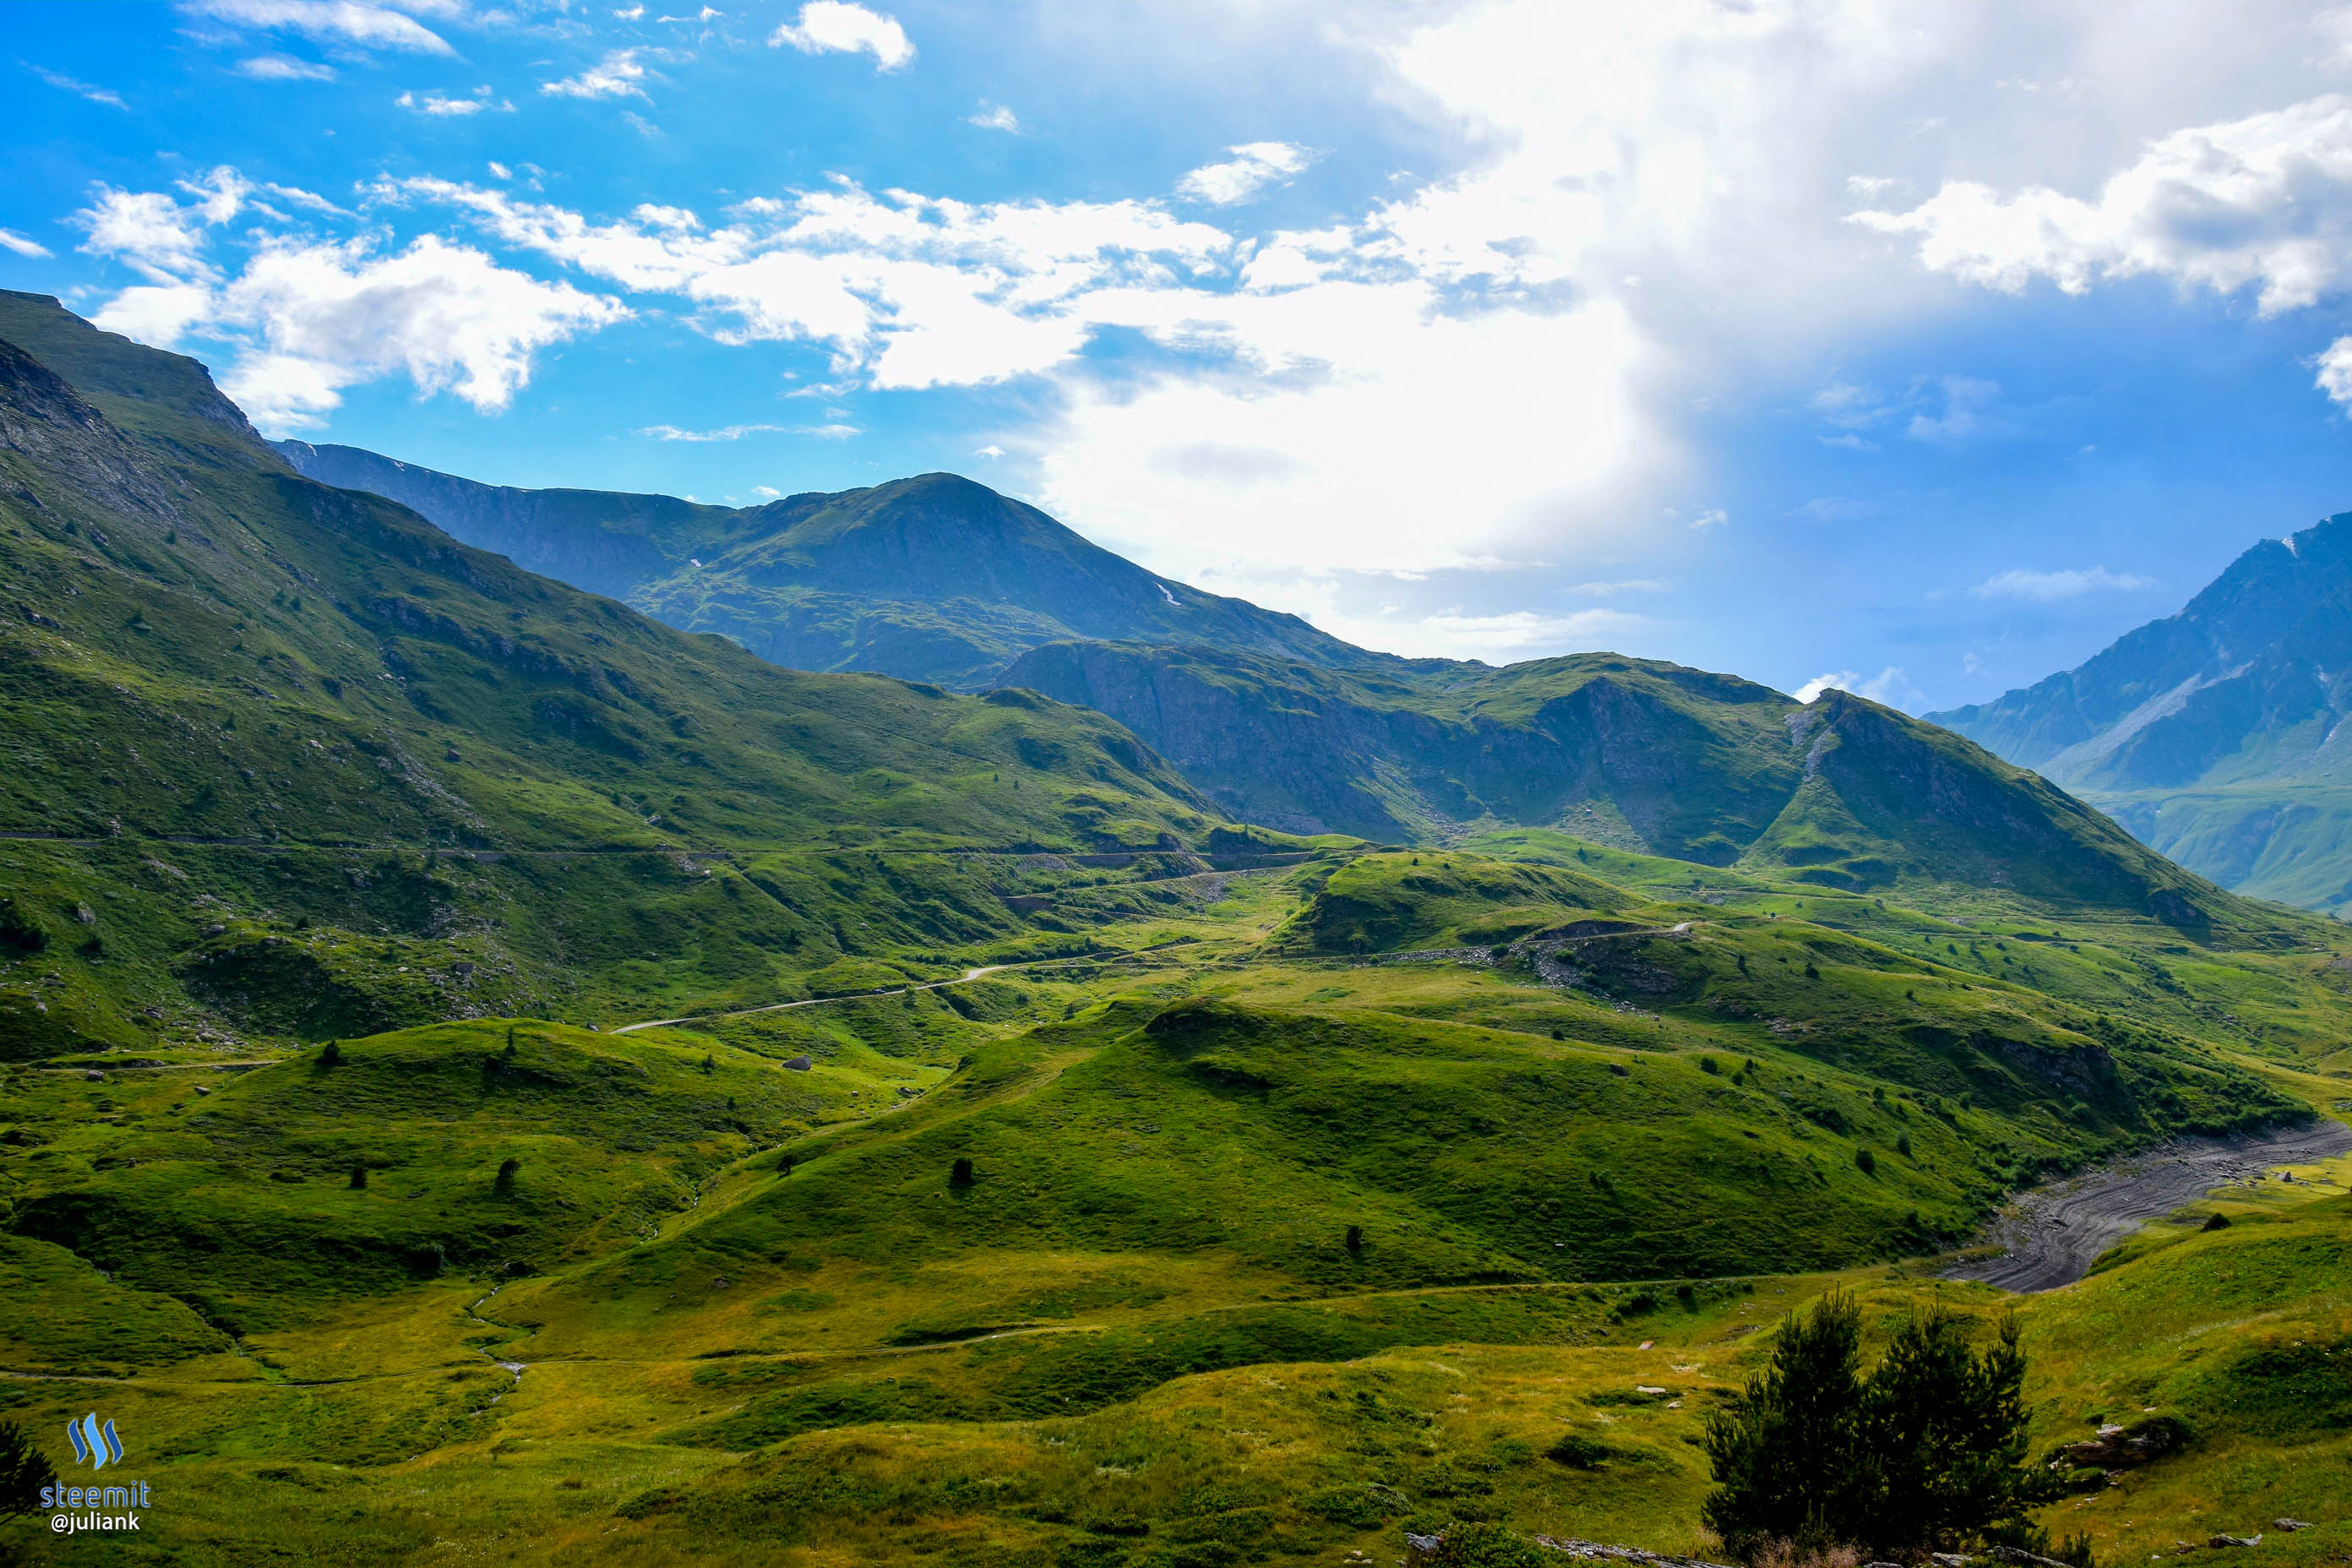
1002,640 -> 2251,924
0,291 -> 1228,1055
275,440 -> 1367,689
1929,513 -> 2352,913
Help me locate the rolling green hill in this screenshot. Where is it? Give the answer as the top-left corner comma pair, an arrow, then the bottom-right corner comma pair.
0,290 -> 1233,1057
1930,513 -> 2352,915
275,440 -> 1368,689
6,291 -> 2352,1568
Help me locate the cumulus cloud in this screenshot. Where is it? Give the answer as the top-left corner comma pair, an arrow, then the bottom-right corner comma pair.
1854,94 -> 2352,315
0,229 -> 53,259
29,66 -> 128,107
542,50 -> 651,101
233,53 -> 336,80
70,169 -> 623,434
2315,335 -> 2352,407
182,0 -> 455,56
1974,565 -> 2154,602
769,2 -> 912,71
967,102 -> 1019,133
1177,143 -> 1315,205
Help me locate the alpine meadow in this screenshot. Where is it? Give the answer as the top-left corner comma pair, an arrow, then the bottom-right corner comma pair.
9,6 -> 2352,1567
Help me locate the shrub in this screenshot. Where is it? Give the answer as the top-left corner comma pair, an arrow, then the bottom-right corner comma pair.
0,1420 -> 56,1521
1702,1056 -> 1722,1075
949,1157 -> 975,1188
1546,1433 -> 1614,1468
1703,1293 -> 2043,1559
320,1039 -> 341,1066
1345,1224 -> 1364,1255
1855,1148 -> 1876,1174
1425,1522 -> 1551,1566
349,1165 -> 368,1189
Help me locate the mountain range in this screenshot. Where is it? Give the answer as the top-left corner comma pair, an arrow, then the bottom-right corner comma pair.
1930,514 -> 2352,916
281,429 -> 2235,924
275,441 -> 1370,689
6,290 -> 2351,1565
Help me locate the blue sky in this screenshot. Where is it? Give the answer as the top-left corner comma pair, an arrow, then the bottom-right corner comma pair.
9,0 -> 2352,713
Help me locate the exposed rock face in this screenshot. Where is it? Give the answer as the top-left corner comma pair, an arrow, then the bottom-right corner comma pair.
1930,512 -> 2352,913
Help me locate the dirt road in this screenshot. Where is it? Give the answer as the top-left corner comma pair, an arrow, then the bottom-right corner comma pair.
1943,1119 -> 2352,1293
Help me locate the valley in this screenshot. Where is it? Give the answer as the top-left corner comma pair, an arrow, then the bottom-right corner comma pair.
2,294 -> 2349,1566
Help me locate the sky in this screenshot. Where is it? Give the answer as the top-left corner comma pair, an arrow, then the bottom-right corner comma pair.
10,0 -> 2352,713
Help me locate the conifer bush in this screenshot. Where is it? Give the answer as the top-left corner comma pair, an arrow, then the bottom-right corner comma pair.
1702,1292 -> 2050,1560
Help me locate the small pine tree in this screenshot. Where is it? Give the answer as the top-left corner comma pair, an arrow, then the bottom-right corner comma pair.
1345,1224 -> 1364,1255
349,1165 -> 368,1189
1702,1291 -> 1871,1556
1856,1147 -> 1877,1174
0,1418 -> 57,1521
321,1039 -> 341,1065
700,1054 -> 716,1075
949,1157 -> 975,1188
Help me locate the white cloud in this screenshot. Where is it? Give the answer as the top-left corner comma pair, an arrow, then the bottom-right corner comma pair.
968,102 -> 1019,133
233,53 -> 336,80
1690,508 -> 1729,530
639,421 -> 858,441
752,484 -> 781,497
1855,94 -> 2352,315
1974,565 -> 2155,602
30,66 -> 128,108
2316,335 -> 2352,408
1569,579 -> 1669,596
1794,667 -> 1919,707
769,2 -> 912,72
72,172 -> 625,435
637,422 -> 782,441
612,3 -> 643,15
975,444 -> 1004,458
210,236 -> 625,431
1177,143 -> 1315,206
0,229 -> 53,259
75,184 -> 226,283
542,50 -> 651,101
1313,606 -> 1649,662
182,0 -> 455,56
399,87 -> 510,116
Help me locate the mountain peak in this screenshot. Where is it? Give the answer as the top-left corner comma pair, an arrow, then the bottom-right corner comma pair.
275,441 -> 1374,688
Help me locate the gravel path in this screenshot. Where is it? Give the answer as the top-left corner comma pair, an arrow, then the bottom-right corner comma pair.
1943,1119 -> 2352,1293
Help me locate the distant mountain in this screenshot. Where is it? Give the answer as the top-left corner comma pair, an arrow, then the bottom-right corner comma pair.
270,397 -> 2253,925
1005,640 -> 2240,919
1929,514 -> 2352,914
274,442 -> 1369,689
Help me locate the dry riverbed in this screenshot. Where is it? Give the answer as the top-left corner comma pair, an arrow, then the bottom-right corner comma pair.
1943,1119 -> 2352,1292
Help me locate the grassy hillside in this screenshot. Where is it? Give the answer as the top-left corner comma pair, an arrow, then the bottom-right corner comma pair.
8,295 -> 2352,1567
0,293 -> 1260,1060
276,442 -> 1367,689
